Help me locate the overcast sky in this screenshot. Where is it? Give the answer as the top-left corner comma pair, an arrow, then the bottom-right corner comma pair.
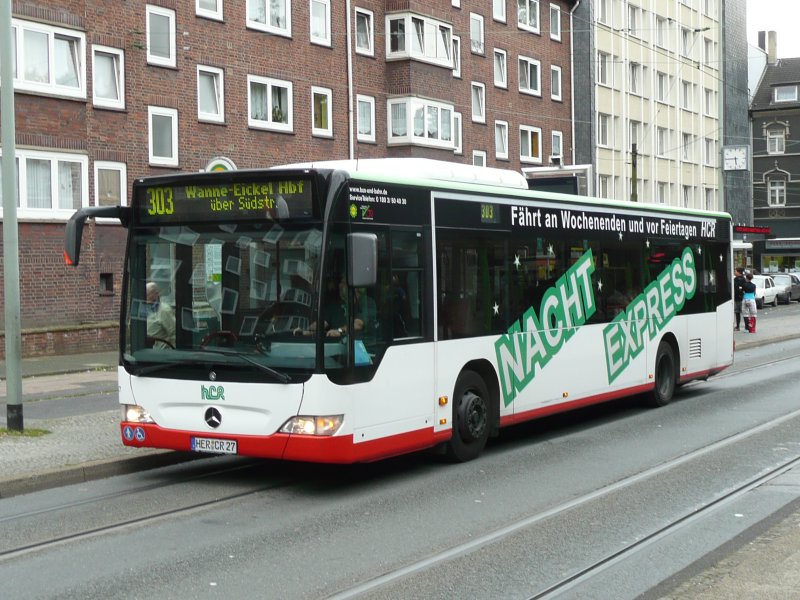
747,0 -> 800,58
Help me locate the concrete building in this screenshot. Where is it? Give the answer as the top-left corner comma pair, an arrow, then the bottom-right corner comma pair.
573,0 -> 723,209
0,0 -> 577,357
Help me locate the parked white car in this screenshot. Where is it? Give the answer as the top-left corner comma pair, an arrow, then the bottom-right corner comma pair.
752,275 -> 779,308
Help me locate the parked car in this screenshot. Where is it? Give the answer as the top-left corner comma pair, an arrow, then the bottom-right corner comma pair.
752,275 -> 779,308
769,272 -> 800,303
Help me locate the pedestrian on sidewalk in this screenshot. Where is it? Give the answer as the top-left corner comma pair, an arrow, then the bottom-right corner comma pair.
741,272 -> 758,333
733,267 -> 746,330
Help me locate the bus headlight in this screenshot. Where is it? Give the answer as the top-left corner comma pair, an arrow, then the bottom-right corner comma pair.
123,404 -> 155,424
279,415 -> 344,436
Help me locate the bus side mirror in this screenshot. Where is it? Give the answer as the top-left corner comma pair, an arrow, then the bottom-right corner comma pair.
64,206 -> 131,266
347,232 -> 377,288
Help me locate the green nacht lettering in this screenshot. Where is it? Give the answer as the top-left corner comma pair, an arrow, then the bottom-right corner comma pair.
494,249 -> 596,406
603,247 -> 697,383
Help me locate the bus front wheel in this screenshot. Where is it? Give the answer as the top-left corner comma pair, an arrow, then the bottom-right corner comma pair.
446,370 -> 490,462
645,341 -> 676,408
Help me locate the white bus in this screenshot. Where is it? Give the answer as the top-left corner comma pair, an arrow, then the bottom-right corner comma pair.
65,159 -> 734,463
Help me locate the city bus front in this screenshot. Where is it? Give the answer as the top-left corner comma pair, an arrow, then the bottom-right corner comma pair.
111,169 -> 367,461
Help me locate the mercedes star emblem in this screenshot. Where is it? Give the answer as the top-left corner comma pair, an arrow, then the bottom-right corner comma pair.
205,407 -> 222,428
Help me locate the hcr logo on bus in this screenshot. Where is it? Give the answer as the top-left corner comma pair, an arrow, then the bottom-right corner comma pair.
201,385 -> 225,401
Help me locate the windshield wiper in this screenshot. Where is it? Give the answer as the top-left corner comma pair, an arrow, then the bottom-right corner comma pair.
124,358 -> 195,377
197,347 -> 292,383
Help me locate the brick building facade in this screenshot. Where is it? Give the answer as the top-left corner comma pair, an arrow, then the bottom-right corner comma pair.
0,0 -> 575,357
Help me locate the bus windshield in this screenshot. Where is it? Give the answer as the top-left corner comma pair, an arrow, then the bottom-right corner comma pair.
123,220 -> 327,377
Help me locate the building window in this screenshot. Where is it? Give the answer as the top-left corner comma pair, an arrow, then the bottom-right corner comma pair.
495,120 -> 509,159
681,81 -> 694,110
629,120 -> 640,151
550,4 -> 561,40
520,125 -> 542,163
627,5 -> 639,37
551,130 -> 563,159
704,188 -> 715,211
9,19 -> 86,99
453,112 -> 463,154
0,150 -> 89,217
682,133 -> 693,162
94,161 -> 127,207
774,86 -> 798,103
704,38 -> 716,66
597,51 -> 611,86
92,45 -> 124,109
769,179 -> 786,206
388,97 -> 454,149
357,95 -> 376,142
197,66 -> 225,123
493,0 -> 506,23
519,56 -> 541,96
247,0 -> 291,37
471,82 -> 486,123
629,62 -> 642,95
682,185 -> 693,208
597,0 -> 608,24
148,106 -> 178,166
146,5 -> 176,68
657,182 -> 668,204
681,28 -> 693,58
387,14 -> 453,68
311,86 -> 332,137
656,127 -> 669,157
704,138 -> 716,166
704,88 -> 715,116
598,175 -> 611,198
470,13 -> 484,54
452,36 -> 461,77
768,129 -> 786,154
656,71 -> 669,103
598,113 -> 610,147
518,0 -> 540,34
196,0 -> 223,21
655,17 -> 668,49
355,8 -> 374,56
551,65 -> 562,100
494,49 -> 508,88
473,150 -> 486,167
310,0 -> 331,46
248,75 -> 293,132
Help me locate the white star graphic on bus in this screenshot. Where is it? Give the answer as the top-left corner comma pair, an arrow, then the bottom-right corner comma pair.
493,302 -> 499,315
697,246 -> 702,255
597,280 -> 604,292
719,254 -> 723,262
618,231 -> 623,241
547,244 -> 554,256
646,239 -> 650,248
709,272 -> 715,285
514,254 -> 521,268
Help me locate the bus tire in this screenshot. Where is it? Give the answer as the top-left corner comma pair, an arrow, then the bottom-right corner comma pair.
446,370 -> 491,462
645,341 -> 676,408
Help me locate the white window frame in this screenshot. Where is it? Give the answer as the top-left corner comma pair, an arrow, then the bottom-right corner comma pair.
518,0 -> 540,34
247,75 -> 294,133
453,112 -> 463,154
598,175 -> 611,198
357,94 -> 376,142
768,129 -> 786,154
311,86 -> 333,137
769,179 -> 787,206
598,113 -> 611,147
703,38 -> 715,66
473,150 -> 487,167
9,19 -> 87,99
196,0 -> 223,21
355,8 -> 374,56
681,81 -> 694,110
681,28 -> 693,58
629,120 -> 640,151
682,185 -> 693,208
704,188 -> 715,211
774,86 -> 798,103
551,130 -> 563,159
387,97 -> 454,149
704,88 -> 715,116
656,127 -> 668,157
452,36 -> 462,77
146,5 -> 176,68
597,0 -> 609,25
197,65 -> 225,123
629,62 -> 642,95
148,106 -> 179,167
386,13 -> 454,68
627,5 -> 639,37
246,0 -> 292,37
682,133 -> 693,162
470,13 -> 485,54
704,138 -> 716,166
519,55 -> 541,96
91,45 -> 125,109
310,0 -> 331,46
495,120 -> 509,159
657,182 -> 668,204
471,82 -> 486,123
550,4 -> 561,41
494,49 -> 508,88
597,51 -> 611,86
655,16 -> 668,49
551,65 -> 562,100
0,149 -> 89,219
656,71 -> 669,103
94,161 -> 127,208
493,0 -> 506,23
520,125 -> 542,163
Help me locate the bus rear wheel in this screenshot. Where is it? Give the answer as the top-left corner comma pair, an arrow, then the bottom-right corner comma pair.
446,370 -> 491,462
645,341 -> 676,408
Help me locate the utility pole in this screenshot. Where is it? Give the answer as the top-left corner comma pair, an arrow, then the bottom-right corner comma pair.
1,0 -> 24,431
630,143 -> 639,202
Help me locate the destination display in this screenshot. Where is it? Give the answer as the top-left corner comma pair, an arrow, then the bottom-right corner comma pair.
136,178 -> 314,224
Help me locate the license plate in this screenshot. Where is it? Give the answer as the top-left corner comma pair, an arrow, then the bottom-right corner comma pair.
191,437 -> 238,455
